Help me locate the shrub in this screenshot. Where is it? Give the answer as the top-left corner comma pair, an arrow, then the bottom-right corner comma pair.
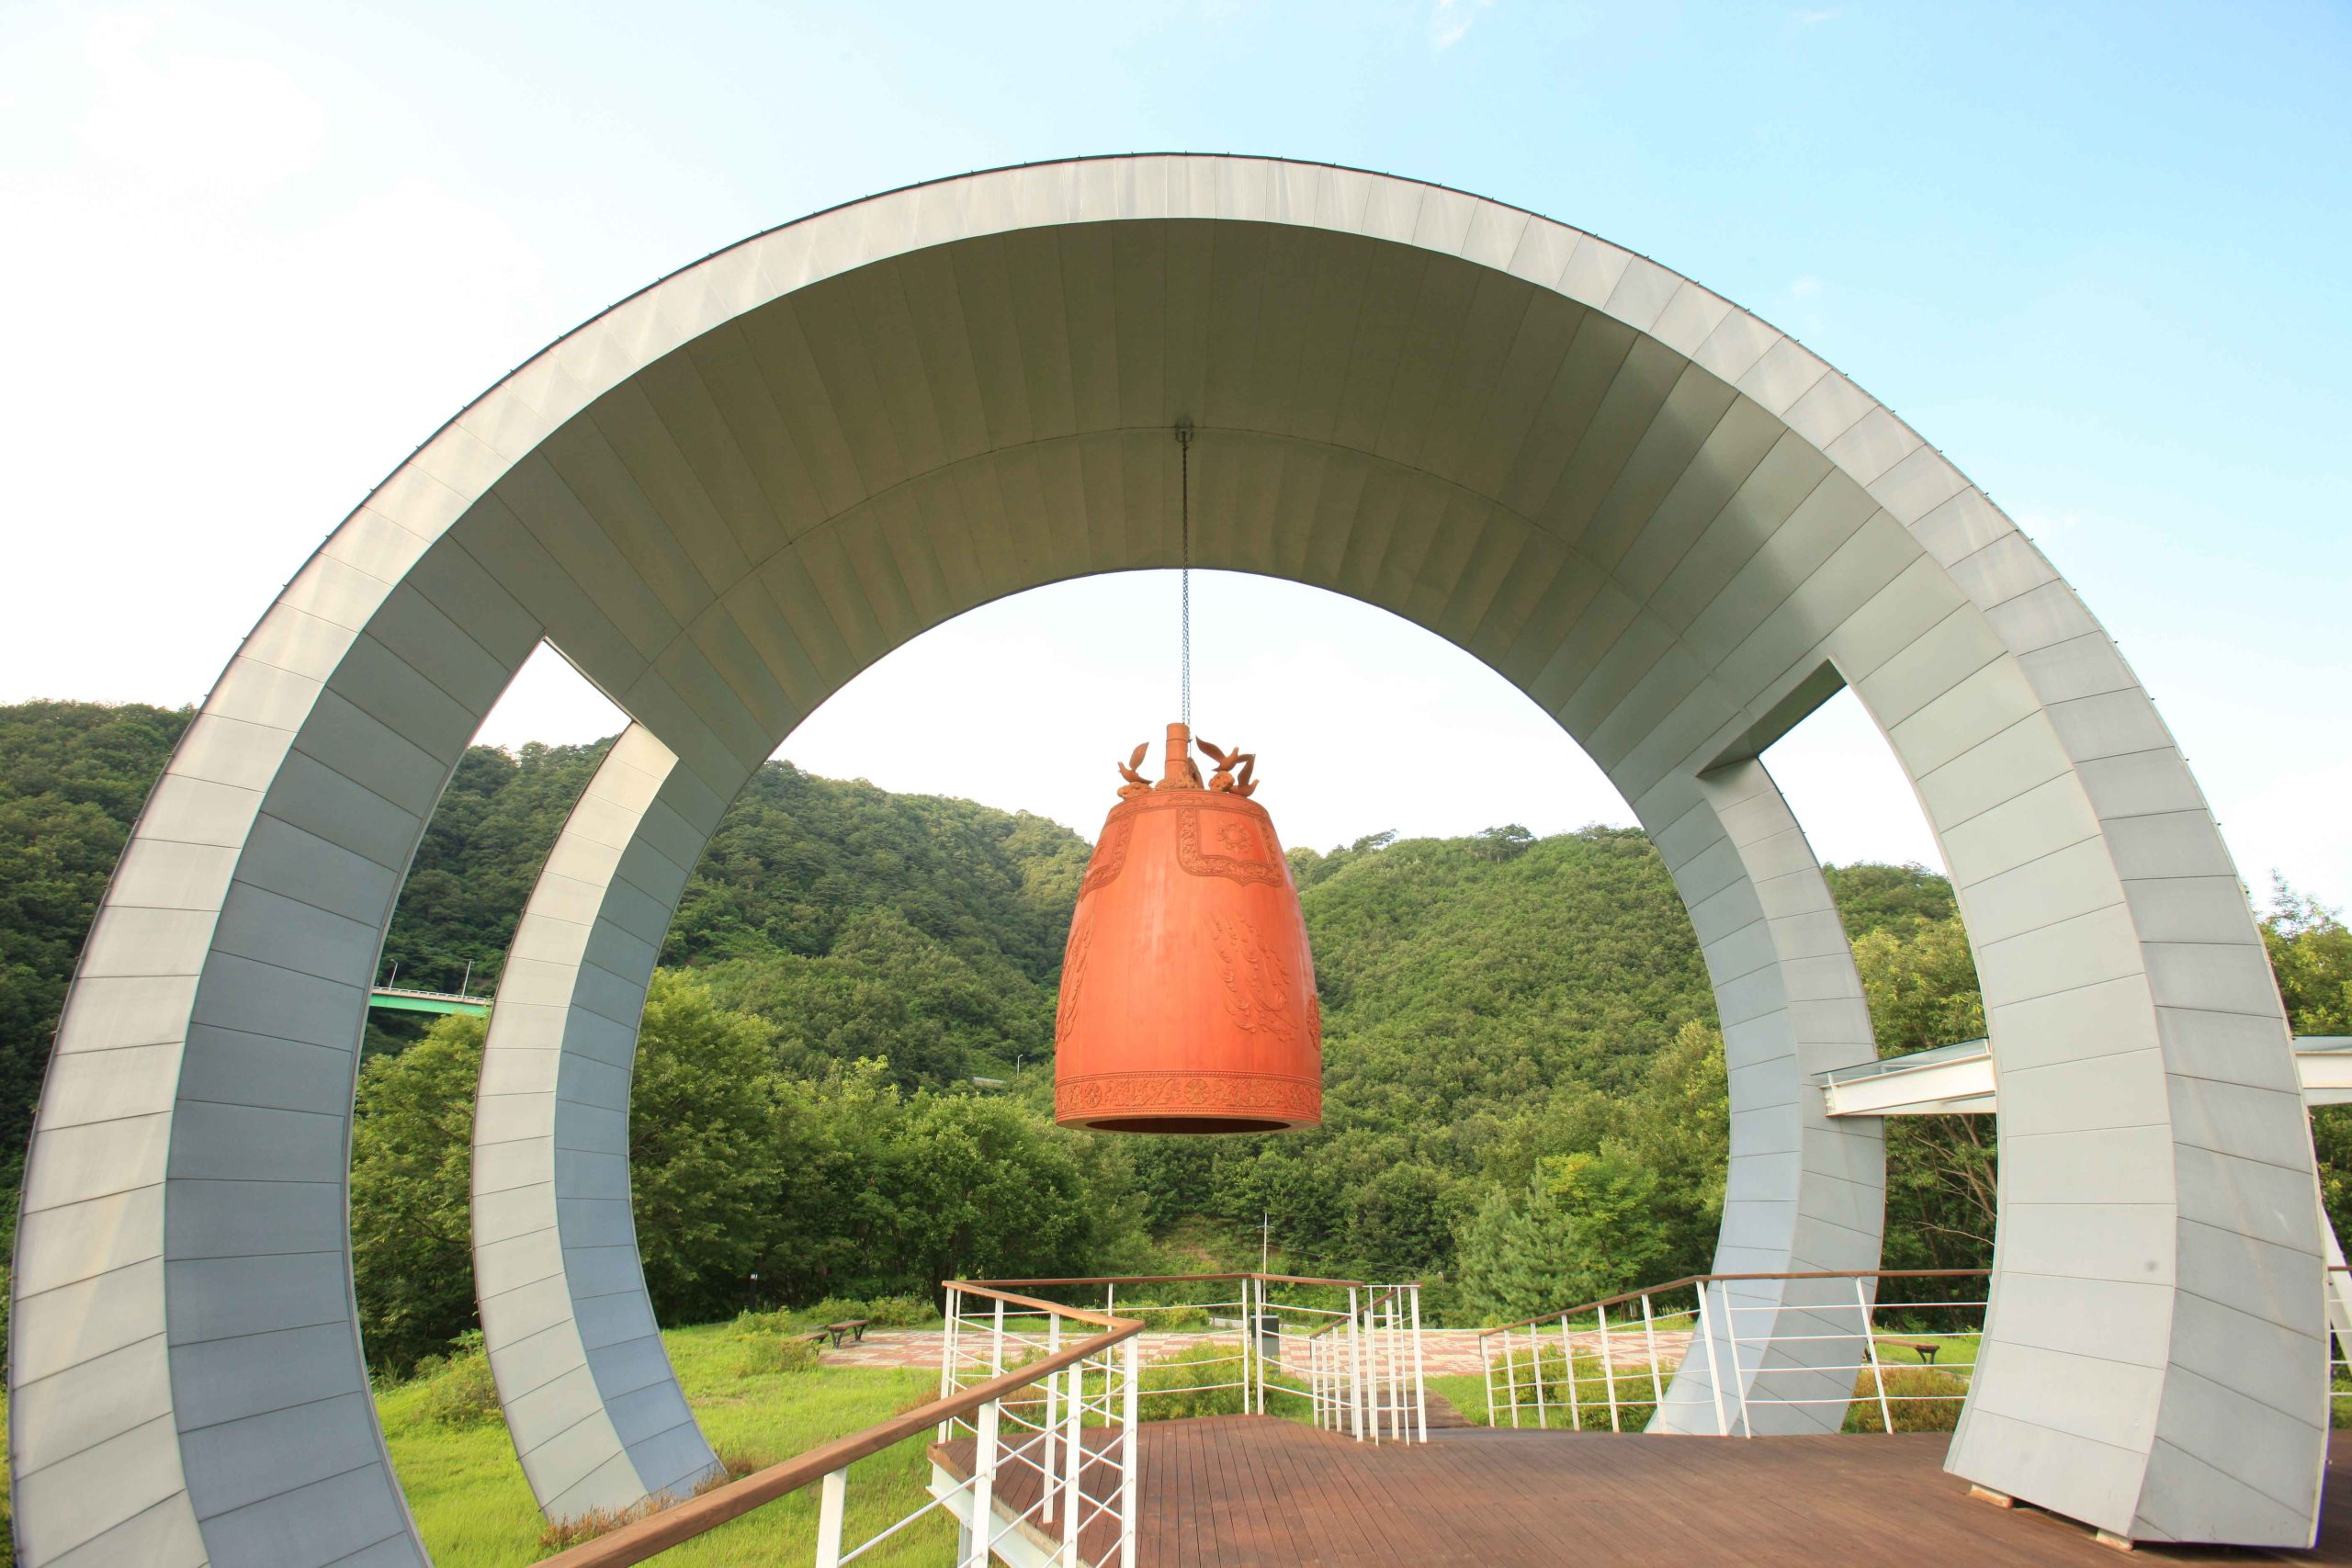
1844,1366 -> 1968,1433
1131,1301 -> 1210,1330
734,1330 -> 820,1378
416,1332 -> 500,1427
1138,1342 -> 1247,1422
1485,1347 -> 1659,1429
804,1295 -> 869,1326
733,1307 -> 800,1337
864,1293 -> 936,1326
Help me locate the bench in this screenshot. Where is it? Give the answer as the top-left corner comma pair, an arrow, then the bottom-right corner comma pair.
819,1319 -> 872,1348
1875,1336 -> 1942,1366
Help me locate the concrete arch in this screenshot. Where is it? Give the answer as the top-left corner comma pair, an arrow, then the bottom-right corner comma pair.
7,155 -> 2321,1562
469,726 -> 740,1518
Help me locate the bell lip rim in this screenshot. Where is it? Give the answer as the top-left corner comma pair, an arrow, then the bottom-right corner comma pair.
1054,1111 -> 1322,1135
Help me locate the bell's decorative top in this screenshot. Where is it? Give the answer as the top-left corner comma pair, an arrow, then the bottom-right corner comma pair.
1053,722 -> 1323,1134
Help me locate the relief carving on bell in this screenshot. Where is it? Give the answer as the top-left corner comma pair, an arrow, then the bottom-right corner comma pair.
1053,722 -> 1323,1134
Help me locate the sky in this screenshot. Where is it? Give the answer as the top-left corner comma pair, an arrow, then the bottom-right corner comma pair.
2,1 -> 2346,903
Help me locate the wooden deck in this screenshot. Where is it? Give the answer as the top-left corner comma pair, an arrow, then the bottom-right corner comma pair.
938,1417 -> 2352,1564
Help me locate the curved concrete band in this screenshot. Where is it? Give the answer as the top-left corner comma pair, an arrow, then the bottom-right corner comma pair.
469,726 -> 736,1517
9,155 -> 2323,1561
1647,757 -> 1887,1436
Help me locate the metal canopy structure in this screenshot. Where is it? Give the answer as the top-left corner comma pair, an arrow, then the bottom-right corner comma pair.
1819,1035 -> 2352,1118
9,155 -> 2324,1562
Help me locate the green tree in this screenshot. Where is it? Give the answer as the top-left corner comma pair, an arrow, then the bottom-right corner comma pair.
2265,881 -> 2352,1244
0,701 -> 192,1157
629,972 -> 781,1322
1850,915 -> 1996,1274
2266,878 -> 2352,1034
1453,1148 -> 1673,1324
1453,1179 -> 1573,1325
350,1013 -> 484,1370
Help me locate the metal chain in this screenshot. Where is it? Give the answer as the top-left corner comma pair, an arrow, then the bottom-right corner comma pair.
1178,422 -> 1193,728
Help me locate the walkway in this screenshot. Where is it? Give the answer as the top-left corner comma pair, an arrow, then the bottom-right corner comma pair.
937,1417 -> 2352,1564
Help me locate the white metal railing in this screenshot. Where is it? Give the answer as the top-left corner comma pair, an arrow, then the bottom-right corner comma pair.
956,1273 -> 1428,1445
539,1285 -> 1143,1568
933,1282 -> 1144,1568
1479,1269 -> 1989,1436
2328,1264 -> 2352,1416
1298,1282 -> 1428,1442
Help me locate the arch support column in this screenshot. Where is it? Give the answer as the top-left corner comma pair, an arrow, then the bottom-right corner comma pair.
1645,760 -> 1885,1434
471,725 -> 737,1520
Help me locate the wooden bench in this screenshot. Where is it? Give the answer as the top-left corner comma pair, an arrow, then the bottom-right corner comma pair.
1875,1336 -> 1942,1366
819,1319 -> 872,1348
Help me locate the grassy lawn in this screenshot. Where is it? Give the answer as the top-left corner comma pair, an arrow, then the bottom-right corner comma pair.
389,1321 -> 953,1567
1430,1348 -> 1975,1436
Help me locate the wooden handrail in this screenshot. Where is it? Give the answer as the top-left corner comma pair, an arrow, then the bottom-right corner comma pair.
959,1269 -> 1406,1291
944,1280 -> 1128,1325
539,1307 -> 1142,1567
1476,1269 -> 1992,1339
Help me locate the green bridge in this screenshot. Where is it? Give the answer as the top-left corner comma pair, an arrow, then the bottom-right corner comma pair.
368,986 -> 489,1018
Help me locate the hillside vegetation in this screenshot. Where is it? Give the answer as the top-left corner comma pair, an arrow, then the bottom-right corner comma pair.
3,699 -> 2347,1364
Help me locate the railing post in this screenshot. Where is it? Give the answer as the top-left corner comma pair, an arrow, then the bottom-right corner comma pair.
1481,1332 -> 1498,1431
1348,1286 -> 1367,1440
968,1397 -> 1000,1568
1244,1276 -> 1258,1416
1857,1275 -> 1895,1435
1120,1334 -> 1141,1568
1598,1301 -> 1622,1433
1408,1285 -> 1428,1443
1500,1324 -> 1520,1429
1385,1291 -> 1404,1440
1721,1284 -> 1754,1438
814,1468 -> 846,1568
939,1284 -> 960,1441
1063,1358 -> 1083,1564
1044,1312 -> 1062,1522
1640,1290 -> 1665,1409
1374,1297 -> 1392,1438
1694,1281 -> 1731,1438
1258,1280 -> 1272,1416
1556,1315 -> 1574,1431
991,1293 -> 1006,1380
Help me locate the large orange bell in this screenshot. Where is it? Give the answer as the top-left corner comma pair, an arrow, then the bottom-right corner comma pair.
1054,723 -> 1322,1134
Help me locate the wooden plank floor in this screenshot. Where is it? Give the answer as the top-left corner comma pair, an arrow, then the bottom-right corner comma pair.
938,1417 -> 2352,1565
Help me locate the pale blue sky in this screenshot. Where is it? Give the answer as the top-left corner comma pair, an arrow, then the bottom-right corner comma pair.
3,2 -> 2346,902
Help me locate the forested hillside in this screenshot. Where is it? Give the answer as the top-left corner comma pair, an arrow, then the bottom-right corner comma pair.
5,698 -> 2349,1364
374,738 -> 1087,1083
